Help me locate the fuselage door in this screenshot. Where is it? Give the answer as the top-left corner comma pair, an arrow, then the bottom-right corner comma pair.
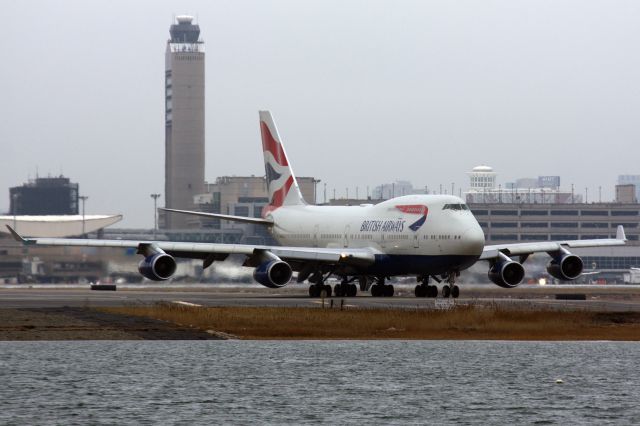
413,233 -> 419,249
343,225 -> 350,248
313,224 -> 319,247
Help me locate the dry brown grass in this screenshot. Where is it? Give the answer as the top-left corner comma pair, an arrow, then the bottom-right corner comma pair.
100,303 -> 640,340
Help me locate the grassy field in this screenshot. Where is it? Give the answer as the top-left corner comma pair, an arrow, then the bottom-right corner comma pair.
101,303 -> 640,340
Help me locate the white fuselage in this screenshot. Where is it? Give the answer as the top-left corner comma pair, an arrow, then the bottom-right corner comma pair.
266,195 -> 486,276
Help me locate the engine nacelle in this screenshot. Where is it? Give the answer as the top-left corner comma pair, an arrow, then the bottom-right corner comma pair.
138,253 -> 177,281
253,259 -> 293,288
488,259 -> 525,288
547,253 -> 583,281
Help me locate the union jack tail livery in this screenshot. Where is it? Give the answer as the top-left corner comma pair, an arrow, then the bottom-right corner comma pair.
259,111 -> 306,213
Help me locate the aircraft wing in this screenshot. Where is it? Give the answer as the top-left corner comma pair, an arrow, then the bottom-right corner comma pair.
479,225 -> 627,260
160,208 -> 273,225
5,225 -> 375,267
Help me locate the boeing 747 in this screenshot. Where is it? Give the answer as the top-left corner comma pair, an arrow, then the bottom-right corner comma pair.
6,111 -> 627,298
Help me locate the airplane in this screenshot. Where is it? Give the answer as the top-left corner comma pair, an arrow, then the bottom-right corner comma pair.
6,111 -> 627,298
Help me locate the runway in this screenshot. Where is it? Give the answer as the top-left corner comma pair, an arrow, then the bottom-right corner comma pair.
1,283 -> 640,312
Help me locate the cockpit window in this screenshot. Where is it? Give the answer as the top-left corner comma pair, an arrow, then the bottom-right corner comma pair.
443,203 -> 469,211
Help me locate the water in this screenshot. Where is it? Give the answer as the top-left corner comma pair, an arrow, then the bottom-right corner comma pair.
1,341 -> 639,425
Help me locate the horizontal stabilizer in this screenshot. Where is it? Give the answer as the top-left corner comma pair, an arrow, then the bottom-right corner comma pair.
5,225 -> 26,243
160,208 -> 273,226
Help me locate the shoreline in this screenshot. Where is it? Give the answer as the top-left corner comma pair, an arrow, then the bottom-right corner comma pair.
1,305 -> 639,341
0,307 -> 219,340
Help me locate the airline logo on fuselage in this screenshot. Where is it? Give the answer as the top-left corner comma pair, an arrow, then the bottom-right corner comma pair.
397,204 -> 429,232
359,205 -> 429,233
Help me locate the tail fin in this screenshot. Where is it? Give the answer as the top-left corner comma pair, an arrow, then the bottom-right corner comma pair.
259,111 -> 306,213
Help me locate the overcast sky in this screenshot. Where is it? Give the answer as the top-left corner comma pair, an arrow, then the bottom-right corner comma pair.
1,1 -> 639,227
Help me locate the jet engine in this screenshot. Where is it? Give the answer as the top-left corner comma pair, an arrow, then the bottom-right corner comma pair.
138,253 -> 177,281
488,256 -> 525,288
253,259 -> 293,288
546,250 -> 583,281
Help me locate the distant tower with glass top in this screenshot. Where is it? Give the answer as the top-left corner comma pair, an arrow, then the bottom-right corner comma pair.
468,165 -> 496,191
164,15 -> 205,229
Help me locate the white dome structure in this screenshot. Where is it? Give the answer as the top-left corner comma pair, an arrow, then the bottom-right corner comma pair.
176,15 -> 194,24
472,165 -> 494,173
468,165 -> 496,191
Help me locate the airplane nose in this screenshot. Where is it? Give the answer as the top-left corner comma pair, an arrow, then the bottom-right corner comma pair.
462,225 -> 485,255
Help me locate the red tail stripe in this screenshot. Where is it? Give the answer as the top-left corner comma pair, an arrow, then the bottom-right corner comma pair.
269,175 -> 294,208
260,121 -> 289,166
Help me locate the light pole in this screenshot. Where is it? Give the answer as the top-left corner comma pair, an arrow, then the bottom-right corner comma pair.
78,195 -> 89,237
11,193 -> 18,232
571,183 -> 574,204
150,193 -> 161,239
313,179 -> 321,205
323,182 -> 327,204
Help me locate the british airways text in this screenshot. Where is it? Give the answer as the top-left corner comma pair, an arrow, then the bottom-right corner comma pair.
360,220 -> 405,233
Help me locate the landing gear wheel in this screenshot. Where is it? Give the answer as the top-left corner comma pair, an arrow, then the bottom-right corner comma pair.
383,285 -> 395,297
451,285 -> 460,299
309,284 -> 318,298
442,285 -> 451,298
415,285 -> 426,298
334,283 -> 343,297
347,284 -> 357,297
322,285 -> 332,298
428,285 -> 438,298
371,284 -> 381,297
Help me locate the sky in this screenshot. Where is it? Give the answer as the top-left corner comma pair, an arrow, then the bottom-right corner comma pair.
1,0 -> 639,227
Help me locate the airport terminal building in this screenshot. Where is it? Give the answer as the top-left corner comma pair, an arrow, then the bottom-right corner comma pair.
468,202 -> 639,280
471,203 -> 638,244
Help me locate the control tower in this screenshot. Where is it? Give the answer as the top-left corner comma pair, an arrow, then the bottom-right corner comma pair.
468,165 -> 496,191
164,15 -> 205,229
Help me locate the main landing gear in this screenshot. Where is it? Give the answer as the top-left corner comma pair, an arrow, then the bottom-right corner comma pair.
414,274 -> 460,298
370,277 -> 394,297
334,278 -> 358,297
308,273 -> 358,298
414,275 -> 438,298
308,283 -> 332,298
442,272 -> 460,299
